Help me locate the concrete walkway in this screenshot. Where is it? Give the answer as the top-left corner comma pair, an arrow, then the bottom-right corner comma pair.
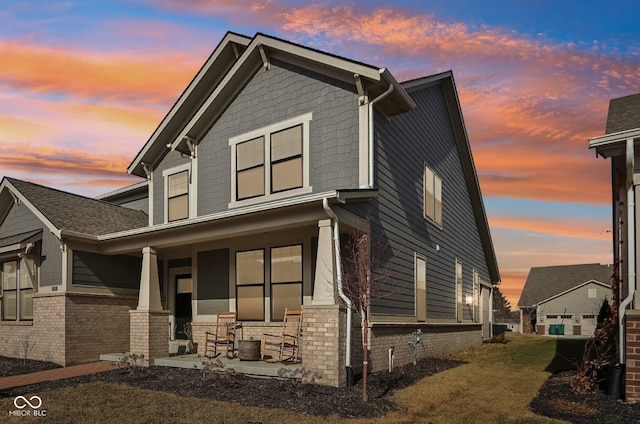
0,361 -> 118,391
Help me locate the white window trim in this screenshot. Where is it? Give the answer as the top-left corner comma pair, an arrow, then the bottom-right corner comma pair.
415,253 -> 427,322
424,165 -> 443,227
162,163 -> 195,224
229,113 -> 313,209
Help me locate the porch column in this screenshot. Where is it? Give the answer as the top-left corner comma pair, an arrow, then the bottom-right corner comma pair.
313,219 -> 336,305
130,246 -> 169,365
137,247 -> 162,311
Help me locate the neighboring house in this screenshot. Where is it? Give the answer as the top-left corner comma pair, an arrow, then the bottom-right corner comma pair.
518,264 -> 612,336
590,92 -> 640,402
0,31 -> 500,387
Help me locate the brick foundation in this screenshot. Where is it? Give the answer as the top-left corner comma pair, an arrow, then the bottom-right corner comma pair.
369,323 -> 481,373
536,324 -> 545,335
626,311 -> 640,403
129,310 -> 170,366
573,325 -> 581,336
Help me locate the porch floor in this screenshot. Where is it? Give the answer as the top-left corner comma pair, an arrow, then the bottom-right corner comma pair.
99,353 -> 303,379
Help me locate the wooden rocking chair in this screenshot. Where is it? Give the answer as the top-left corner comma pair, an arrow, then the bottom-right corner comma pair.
204,311 -> 237,359
261,309 -> 302,363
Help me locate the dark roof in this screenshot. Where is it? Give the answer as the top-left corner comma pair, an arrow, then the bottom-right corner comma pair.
0,229 -> 42,249
606,93 -> 640,134
5,178 -> 148,236
518,263 -> 612,307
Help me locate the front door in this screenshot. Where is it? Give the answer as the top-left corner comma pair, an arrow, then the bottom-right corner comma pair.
174,274 -> 192,340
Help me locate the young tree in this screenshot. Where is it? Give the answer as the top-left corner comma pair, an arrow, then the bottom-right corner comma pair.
341,226 -> 393,401
492,287 -> 512,323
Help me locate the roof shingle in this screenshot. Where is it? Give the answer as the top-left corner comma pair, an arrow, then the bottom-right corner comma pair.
606,93 -> 640,134
5,178 -> 148,236
517,263 -> 612,307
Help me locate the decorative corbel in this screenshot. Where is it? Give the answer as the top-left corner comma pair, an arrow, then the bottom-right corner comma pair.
232,43 -> 240,59
8,190 -> 20,206
184,136 -> 197,158
354,74 -> 367,105
141,162 -> 152,181
258,45 -> 270,70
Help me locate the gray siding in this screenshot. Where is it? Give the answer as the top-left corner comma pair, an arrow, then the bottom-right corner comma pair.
197,59 -> 360,215
72,250 -> 141,290
539,282 -> 610,316
197,249 -> 229,315
344,82 -> 491,320
0,203 -> 62,287
115,197 -> 148,215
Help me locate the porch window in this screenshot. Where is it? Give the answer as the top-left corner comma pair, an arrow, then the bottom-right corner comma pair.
236,249 -> 265,321
167,169 -> 189,222
424,166 -> 442,226
270,245 -> 302,320
2,260 -> 33,321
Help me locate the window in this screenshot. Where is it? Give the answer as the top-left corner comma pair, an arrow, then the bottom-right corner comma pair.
236,249 -> 265,321
415,255 -> 426,322
455,260 -> 463,322
2,260 -> 33,321
424,166 -> 442,225
271,245 -> 302,320
473,270 -> 479,323
163,164 -> 192,223
229,113 -> 312,207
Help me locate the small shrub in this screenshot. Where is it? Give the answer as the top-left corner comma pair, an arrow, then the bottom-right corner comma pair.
15,336 -> 36,367
277,368 -> 321,399
202,359 -> 236,384
117,353 -> 148,377
487,333 -> 506,344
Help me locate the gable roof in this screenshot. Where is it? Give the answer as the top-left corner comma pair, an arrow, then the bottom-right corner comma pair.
0,177 -> 148,237
537,279 -> 612,306
402,71 -> 500,285
128,31 -> 416,177
589,92 -> 640,158
518,263 -> 612,308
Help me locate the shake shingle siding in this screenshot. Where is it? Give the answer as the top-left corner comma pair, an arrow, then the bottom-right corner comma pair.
346,82 -> 490,320
0,202 -> 62,287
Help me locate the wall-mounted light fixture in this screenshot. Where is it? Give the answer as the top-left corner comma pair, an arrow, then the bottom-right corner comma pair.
465,294 -> 474,306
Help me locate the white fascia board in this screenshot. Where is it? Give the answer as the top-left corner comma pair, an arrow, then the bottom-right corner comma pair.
1,180 -> 61,239
99,190 -> 341,241
537,279 -> 612,306
589,128 -> 640,157
95,180 -> 148,200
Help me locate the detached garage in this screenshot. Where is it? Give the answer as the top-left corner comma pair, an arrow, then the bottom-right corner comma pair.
518,264 -> 612,336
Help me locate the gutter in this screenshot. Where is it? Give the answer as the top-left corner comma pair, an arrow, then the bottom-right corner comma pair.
322,198 -> 353,379
620,138 -> 637,364
367,76 -> 394,188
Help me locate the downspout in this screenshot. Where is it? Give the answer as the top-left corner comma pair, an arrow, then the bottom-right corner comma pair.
367,80 -> 394,188
620,138 -> 636,364
322,198 -> 353,383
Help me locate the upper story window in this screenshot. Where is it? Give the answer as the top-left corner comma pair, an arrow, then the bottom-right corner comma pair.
424,166 -> 442,226
2,260 -> 34,322
229,113 -> 312,208
163,164 -> 191,223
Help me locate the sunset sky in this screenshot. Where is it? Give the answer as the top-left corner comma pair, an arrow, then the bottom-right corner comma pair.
2,1 -> 639,307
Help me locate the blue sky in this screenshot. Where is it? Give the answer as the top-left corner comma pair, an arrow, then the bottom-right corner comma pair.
1,0 -> 637,305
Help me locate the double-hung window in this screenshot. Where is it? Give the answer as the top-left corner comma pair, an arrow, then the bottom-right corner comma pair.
2,260 -> 33,321
455,260 -> 463,322
230,113 -> 312,207
415,254 -> 426,322
424,166 -> 442,226
164,164 -> 191,223
235,249 -> 265,321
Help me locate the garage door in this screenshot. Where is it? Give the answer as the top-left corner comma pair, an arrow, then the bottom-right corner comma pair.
581,314 -> 597,336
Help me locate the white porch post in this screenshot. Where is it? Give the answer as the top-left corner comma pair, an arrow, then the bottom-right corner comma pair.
313,219 -> 337,305
137,246 -> 162,311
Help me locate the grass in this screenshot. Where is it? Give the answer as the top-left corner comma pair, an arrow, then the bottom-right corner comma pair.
0,333 -> 569,424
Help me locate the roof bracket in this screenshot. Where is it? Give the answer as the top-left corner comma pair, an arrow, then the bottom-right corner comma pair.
141,162 -> 152,181
258,45 -> 270,70
354,74 -> 366,105
232,43 -> 240,59
8,190 -> 20,206
184,136 -> 197,158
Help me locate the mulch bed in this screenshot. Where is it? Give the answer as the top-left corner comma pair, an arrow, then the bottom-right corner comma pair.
530,370 -> 640,423
0,355 -> 461,419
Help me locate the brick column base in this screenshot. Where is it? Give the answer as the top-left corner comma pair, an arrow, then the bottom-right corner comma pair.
625,311 -> 640,402
536,324 -> 545,335
302,304 -> 346,387
129,310 -> 170,366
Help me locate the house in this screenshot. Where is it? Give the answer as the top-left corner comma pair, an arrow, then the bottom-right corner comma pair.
0,31 -> 500,387
517,264 -> 612,336
590,92 -> 640,402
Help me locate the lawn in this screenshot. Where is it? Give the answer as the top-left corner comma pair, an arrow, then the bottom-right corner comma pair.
0,334 -> 567,424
